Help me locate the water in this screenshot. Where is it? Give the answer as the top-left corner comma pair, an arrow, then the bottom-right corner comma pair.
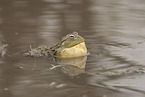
1,0 -> 145,97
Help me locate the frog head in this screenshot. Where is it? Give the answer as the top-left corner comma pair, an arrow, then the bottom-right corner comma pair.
53,32 -> 87,58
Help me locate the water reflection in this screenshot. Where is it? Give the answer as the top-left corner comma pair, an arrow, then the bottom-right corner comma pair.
1,0 -> 145,97
55,56 -> 87,76
0,35 -> 8,57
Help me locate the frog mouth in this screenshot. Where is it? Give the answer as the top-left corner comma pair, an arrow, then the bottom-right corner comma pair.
57,42 -> 87,58
67,41 -> 84,48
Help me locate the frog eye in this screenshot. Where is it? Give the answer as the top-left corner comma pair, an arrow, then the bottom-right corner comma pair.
69,35 -> 74,39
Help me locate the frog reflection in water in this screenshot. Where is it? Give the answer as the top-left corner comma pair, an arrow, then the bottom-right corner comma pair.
55,56 -> 87,76
27,32 -> 87,58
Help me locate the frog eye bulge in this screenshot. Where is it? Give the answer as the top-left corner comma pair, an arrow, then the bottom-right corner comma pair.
69,35 -> 75,39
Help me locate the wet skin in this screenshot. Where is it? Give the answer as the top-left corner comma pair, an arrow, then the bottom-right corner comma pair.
27,32 -> 87,58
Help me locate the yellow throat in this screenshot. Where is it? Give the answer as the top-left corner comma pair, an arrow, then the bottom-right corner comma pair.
57,42 -> 87,58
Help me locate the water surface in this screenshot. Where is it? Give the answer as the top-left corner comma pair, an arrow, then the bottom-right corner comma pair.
0,0 -> 145,97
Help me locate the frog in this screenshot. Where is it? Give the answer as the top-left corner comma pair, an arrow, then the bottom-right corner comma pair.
26,32 -> 87,58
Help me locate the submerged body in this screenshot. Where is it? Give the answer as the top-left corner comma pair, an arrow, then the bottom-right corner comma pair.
27,32 -> 87,58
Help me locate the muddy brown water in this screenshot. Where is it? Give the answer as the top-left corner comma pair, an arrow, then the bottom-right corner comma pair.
0,0 -> 145,97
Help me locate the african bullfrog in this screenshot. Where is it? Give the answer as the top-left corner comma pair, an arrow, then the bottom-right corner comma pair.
27,32 -> 87,58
